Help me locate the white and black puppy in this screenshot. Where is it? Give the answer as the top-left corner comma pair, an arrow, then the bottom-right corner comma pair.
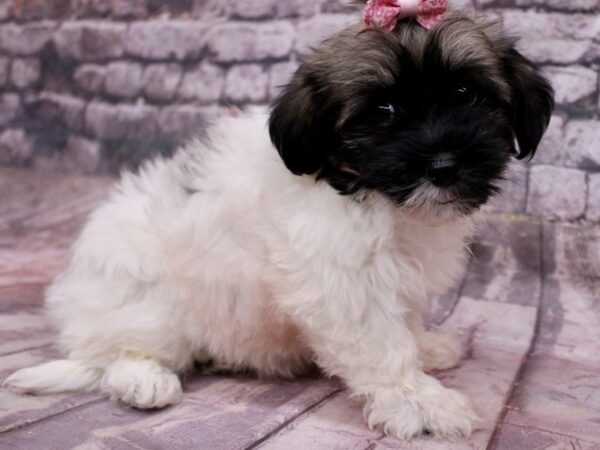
4,8 -> 553,441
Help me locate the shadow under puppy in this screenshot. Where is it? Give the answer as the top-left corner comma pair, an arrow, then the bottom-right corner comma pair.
4,4 -> 553,441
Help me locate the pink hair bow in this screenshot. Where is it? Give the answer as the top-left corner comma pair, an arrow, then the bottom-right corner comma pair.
364,0 -> 447,31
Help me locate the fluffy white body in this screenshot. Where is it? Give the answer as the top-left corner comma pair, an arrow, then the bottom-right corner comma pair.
5,109 -> 478,439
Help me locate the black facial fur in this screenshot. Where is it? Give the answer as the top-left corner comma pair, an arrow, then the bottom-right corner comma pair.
269,16 -> 554,214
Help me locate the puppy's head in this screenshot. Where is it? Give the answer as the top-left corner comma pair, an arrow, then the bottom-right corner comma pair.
269,12 -> 554,218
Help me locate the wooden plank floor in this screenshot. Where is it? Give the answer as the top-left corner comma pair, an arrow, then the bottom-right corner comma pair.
0,168 -> 599,449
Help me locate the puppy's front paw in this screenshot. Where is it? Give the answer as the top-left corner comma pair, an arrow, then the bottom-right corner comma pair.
365,383 -> 478,440
419,330 -> 463,372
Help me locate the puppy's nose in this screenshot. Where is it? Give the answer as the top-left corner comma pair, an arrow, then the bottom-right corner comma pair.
426,156 -> 459,187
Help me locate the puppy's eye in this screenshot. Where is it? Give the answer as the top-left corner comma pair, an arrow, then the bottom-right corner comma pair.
456,84 -> 478,104
370,102 -> 396,123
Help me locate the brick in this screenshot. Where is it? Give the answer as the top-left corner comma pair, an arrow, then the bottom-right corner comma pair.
225,64 -> 269,103
86,101 -> 158,139
564,120 -> 600,170
583,42 -> 600,64
276,0 -> 322,17
0,57 -> 9,86
0,129 -> 33,165
150,0 -> 193,15
527,165 -> 587,221
269,61 -> 298,99
0,1 -> 12,20
482,163 -> 528,214
513,0 -> 600,11
296,14 -> 357,55
191,0 -> 229,19
518,39 -> 591,65
500,11 -> 600,42
125,21 -> 207,60
54,22 -> 127,61
535,115 -> 566,166
322,0 -> 359,13
543,66 -> 598,106
178,63 -> 224,103
32,154 -> 70,173
70,0 -> 112,17
142,63 -> 183,102
587,174 -> 600,222
159,105 -> 216,139
32,92 -> 87,131
63,135 -> 102,174
10,58 -> 41,89
13,0 -> 72,21
0,93 -> 21,126
111,0 -> 148,18
229,0 -> 276,19
0,22 -> 55,55
73,64 -> 106,94
206,22 -> 294,63
104,62 -> 145,99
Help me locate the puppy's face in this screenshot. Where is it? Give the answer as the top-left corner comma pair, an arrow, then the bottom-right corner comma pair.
270,14 -> 554,218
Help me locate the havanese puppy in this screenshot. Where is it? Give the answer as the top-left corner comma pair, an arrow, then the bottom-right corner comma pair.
4,0 -> 553,441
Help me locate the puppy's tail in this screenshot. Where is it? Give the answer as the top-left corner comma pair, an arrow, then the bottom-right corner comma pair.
3,360 -> 102,395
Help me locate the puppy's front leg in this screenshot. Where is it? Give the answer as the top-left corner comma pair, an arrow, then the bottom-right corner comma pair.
274,267 -> 478,440
315,311 -> 476,439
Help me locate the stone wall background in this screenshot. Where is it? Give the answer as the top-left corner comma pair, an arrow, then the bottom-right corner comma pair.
0,0 -> 598,222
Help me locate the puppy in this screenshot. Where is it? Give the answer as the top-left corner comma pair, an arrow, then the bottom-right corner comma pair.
4,6 -> 553,441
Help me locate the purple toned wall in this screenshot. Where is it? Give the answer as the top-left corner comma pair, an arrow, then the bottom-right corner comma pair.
0,0 -> 598,222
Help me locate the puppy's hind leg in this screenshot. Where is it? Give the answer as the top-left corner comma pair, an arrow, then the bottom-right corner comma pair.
4,359 -> 102,394
407,310 -> 463,372
3,357 -> 182,410
418,330 -> 463,372
100,357 -> 182,409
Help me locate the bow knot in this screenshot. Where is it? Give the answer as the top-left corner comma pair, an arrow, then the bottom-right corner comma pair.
364,0 -> 447,31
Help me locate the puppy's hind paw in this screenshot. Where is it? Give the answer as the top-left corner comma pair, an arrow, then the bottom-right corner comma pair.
101,359 -> 182,409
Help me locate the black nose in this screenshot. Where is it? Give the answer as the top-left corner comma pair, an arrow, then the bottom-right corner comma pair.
426,156 -> 459,187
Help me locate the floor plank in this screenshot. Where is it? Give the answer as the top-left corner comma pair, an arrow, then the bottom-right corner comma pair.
491,423 -> 600,450
0,169 -> 112,312
427,215 -> 542,326
0,169 -> 112,232
0,309 -> 55,356
461,215 -> 542,307
0,346 -> 103,434
0,374 -> 341,450
492,222 -> 600,447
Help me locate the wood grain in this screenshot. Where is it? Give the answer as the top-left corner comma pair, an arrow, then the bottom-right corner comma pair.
0,169 -> 112,313
492,222 -> 600,447
0,374 -> 341,449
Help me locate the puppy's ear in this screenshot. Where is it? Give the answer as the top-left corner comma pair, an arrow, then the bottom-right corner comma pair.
269,70 -> 339,175
503,48 -> 554,160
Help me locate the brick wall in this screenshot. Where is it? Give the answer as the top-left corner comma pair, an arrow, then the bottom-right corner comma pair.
0,0 -> 598,222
